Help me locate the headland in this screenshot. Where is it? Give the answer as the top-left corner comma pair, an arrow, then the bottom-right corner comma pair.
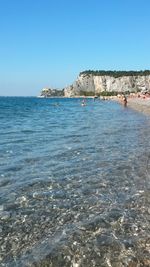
39,70 -> 150,116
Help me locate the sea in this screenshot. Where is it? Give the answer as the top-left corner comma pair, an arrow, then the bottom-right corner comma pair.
0,97 -> 150,267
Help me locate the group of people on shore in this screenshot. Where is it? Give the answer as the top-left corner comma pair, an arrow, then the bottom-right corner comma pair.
117,91 -> 150,107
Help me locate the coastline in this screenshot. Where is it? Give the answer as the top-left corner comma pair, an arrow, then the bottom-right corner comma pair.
127,97 -> 150,115
38,94 -> 150,116
111,94 -> 150,116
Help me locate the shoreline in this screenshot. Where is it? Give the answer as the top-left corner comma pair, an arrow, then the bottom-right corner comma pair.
5,95 -> 150,116
111,95 -> 150,116
126,97 -> 150,115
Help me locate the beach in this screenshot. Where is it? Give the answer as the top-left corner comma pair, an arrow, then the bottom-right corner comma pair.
114,94 -> 150,115
127,96 -> 150,115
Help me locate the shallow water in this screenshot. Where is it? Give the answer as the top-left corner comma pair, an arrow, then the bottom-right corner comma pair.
0,97 -> 150,267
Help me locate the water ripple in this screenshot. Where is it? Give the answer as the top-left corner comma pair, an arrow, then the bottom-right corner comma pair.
0,97 -> 150,266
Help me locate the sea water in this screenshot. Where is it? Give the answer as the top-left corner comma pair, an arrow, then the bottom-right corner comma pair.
0,97 -> 150,267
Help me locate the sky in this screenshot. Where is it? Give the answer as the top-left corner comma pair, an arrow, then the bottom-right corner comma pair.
0,0 -> 150,96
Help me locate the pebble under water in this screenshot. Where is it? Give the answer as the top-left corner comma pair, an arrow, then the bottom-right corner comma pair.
0,97 -> 150,267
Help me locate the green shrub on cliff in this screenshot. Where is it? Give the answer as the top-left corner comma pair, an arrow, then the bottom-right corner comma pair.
80,70 -> 150,78
98,91 -> 118,96
79,90 -> 121,97
79,91 -> 95,96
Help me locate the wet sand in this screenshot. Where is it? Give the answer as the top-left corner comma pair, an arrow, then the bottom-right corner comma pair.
127,97 -> 150,115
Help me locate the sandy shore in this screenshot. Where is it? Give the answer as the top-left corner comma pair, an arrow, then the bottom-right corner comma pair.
127,97 -> 150,115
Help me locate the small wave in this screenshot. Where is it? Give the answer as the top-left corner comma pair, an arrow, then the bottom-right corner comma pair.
21,130 -> 35,134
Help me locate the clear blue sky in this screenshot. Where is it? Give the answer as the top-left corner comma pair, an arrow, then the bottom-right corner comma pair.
0,0 -> 150,96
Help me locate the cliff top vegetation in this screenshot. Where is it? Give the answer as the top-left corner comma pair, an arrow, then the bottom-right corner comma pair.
80,70 -> 150,78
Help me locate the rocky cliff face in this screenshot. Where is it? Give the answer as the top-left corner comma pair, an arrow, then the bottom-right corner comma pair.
64,74 -> 150,97
40,88 -> 64,97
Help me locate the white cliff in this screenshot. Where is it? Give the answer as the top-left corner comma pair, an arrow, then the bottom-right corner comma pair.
64,73 -> 150,97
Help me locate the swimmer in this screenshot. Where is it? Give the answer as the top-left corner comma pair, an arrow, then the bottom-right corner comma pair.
81,99 -> 86,106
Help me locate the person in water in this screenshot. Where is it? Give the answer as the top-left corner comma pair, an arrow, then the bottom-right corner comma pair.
122,95 -> 127,106
81,99 -> 86,106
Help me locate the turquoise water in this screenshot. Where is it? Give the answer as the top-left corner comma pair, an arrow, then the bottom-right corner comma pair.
0,97 -> 150,266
